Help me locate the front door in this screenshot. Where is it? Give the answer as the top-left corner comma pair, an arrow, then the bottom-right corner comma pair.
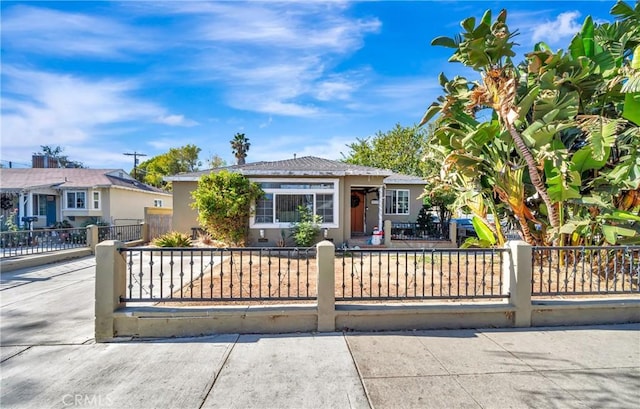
350,191 -> 365,235
46,196 -> 57,226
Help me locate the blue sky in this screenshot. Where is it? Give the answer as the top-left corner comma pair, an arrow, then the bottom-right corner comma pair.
1,1 -> 616,171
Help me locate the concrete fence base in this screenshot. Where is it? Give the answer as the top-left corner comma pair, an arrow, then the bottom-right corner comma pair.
94,240 -> 640,341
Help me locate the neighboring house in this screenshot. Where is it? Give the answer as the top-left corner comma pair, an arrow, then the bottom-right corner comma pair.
0,168 -> 172,229
166,156 -> 426,245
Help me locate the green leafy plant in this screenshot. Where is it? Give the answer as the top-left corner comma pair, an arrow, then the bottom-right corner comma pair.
81,218 -> 109,227
4,208 -> 19,232
152,231 -> 192,247
290,205 -> 322,247
191,170 -> 264,246
421,2 -> 640,246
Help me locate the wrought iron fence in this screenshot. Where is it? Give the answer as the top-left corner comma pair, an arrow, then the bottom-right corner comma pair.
120,247 -> 316,302
0,227 -> 88,258
98,224 -> 142,243
532,246 -> 640,296
335,247 -> 508,301
390,222 -> 449,241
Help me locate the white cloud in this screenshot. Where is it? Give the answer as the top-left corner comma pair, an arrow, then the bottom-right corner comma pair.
156,115 -> 199,127
295,137 -> 358,160
1,5 -> 159,58
243,100 -> 319,117
2,2 -> 384,120
140,2 -> 380,118
1,67 -> 161,146
259,116 -> 273,129
532,11 -> 582,45
0,66 -> 187,167
315,78 -> 358,101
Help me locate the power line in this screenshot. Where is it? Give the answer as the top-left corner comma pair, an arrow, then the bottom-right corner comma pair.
0,160 -> 30,168
123,152 -> 147,179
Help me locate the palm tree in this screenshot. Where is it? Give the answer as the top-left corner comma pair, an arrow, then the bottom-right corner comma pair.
230,133 -> 250,165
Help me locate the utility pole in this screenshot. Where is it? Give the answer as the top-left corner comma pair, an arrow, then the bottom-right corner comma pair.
124,152 -> 147,179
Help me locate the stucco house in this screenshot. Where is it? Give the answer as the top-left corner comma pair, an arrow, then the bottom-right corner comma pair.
166,156 -> 427,245
0,168 -> 172,229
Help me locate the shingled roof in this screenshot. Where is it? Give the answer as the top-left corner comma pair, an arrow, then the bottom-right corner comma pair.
0,168 -> 169,194
166,156 -> 395,181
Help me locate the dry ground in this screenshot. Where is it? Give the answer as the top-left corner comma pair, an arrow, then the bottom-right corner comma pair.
161,251 -> 506,304
156,249 -> 640,305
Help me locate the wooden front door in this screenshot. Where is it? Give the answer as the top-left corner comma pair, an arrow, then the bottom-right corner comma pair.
350,191 -> 365,235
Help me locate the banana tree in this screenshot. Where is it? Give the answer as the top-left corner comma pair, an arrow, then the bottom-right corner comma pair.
422,1 -> 640,247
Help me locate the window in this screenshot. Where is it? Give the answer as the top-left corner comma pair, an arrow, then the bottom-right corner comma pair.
153,199 -> 163,207
385,189 -> 409,215
275,194 -> 313,222
33,194 -> 47,216
253,179 -> 337,227
66,191 -> 86,209
316,194 -> 334,223
92,191 -> 100,210
255,194 -> 274,223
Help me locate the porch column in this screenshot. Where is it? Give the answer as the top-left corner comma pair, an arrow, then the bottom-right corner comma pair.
26,193 -> 33,217
378,186 -> 384,234
18,192 -> 25,228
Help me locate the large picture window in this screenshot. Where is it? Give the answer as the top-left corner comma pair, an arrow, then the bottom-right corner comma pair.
253,180 -> 337,227
385,189 -> 409,215
66,191 -> 86,209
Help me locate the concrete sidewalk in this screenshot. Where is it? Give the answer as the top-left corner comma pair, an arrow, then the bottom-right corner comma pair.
1,258 -> 639,408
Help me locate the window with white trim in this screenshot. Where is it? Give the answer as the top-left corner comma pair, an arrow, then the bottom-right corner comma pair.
153,199 -> 163,207
92,191 -> 100,210
253,180 -> 337,226
385,189 -> 409,215
66,191 -> 87,209
33,194 -> 47,216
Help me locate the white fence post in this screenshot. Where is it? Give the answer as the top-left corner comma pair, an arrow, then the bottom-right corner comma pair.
95,240 -> 126,341
316,240 -> 335,331
504,240 -> 532,327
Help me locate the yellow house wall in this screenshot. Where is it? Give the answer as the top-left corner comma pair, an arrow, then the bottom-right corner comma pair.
101,188 -> 112,222
108,188 -> 173,225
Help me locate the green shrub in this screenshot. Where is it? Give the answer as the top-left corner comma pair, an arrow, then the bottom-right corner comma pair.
152,231 -> 192,247
191,170 -> 263,246
290,206 -> 322,247
4,208 -> 19,232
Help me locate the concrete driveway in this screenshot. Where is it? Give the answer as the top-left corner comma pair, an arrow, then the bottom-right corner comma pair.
1,257 -> 638,409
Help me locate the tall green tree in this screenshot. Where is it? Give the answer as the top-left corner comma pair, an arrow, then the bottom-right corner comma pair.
343,123 -> 457,232
135,144 -> 202,189
342,123 -> 430,177
421,1 -> 640,246
230,133 -> 250,165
